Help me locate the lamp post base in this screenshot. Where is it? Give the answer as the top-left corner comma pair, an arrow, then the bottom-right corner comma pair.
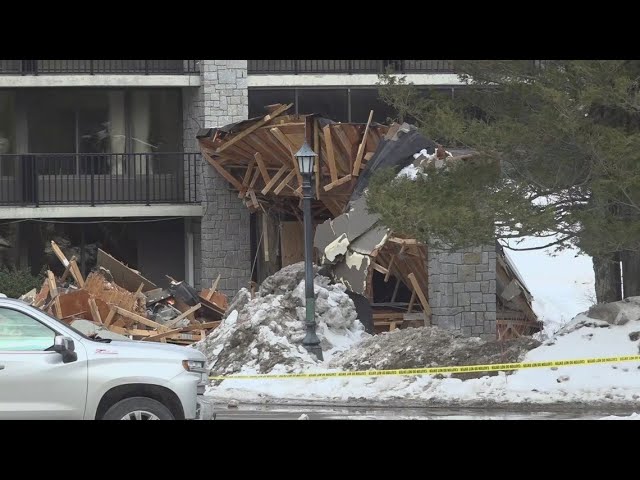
303,341 -> 324,362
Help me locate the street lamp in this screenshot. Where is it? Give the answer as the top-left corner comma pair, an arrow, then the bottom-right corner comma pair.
294,141 -> 323,361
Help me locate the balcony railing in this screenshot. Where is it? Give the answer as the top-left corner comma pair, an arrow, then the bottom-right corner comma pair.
0,60 -> 199,75
248,60 -> 455,75
0,153 -> 199,206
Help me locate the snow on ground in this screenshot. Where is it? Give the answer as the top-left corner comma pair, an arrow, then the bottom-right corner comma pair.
207,298 -> 640,406
599,413 -> 640,420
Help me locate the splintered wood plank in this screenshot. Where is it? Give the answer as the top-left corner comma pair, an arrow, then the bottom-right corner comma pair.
69,260 -> 85,288
60,255 -> 77,283
253,152 -> 271,185
112,306 -> 169,332
372,263 -> 389,275
324,174 -> 352,192
353,110 -> 374,176
385,245 -> 406,282
88,298 -> 102,324
407,272 -> 431,317
408,290 -> 416,313
274,170 -> 297,195
323,125 -> 338,182
143,328 -> 184,342
206,274 -> 221,301
164,303 -> 202,328
202,150 -> 244,191
216,103 -> 292,153
388,237 -> 418,245
239,158 -> 256,198
46,270 -> 62,319
249,189 -> 259,208
270,127 -> 302,187
261,165 -> 288,195
103,307 -> 116,328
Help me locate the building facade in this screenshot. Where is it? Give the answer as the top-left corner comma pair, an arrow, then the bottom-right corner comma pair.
1,59 -> 523,339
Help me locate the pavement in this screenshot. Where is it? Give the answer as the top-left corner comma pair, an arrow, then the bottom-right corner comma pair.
213,404 -> 629,420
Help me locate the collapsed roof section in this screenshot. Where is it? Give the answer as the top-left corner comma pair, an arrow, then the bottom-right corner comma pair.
196,103 -> 389,219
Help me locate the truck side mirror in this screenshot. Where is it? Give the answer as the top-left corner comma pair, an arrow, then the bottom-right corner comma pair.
53,335 -> 78,363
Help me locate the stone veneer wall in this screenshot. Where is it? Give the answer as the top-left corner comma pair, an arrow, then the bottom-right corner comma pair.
427,244 -> 497,340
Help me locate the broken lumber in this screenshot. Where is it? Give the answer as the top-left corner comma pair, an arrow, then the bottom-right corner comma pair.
407,272 -> 431,318
353,110 -> 373,176
46,270 -> 62,318
88,298 -> 102,324
323,125 -> 338,182
96,249 -> 156,292
324,174 -> 352,192
165,303 -> 202,329
217,103 -> 292,153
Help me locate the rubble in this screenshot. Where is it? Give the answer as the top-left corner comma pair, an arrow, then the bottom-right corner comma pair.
22,241 -> 227,345
331,326 -> 540,379
194,262 -> 367,376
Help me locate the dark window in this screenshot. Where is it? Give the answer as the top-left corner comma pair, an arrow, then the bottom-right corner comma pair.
297,89 -> 348,122
248,89 -> 296,118
350,88 -> 399,124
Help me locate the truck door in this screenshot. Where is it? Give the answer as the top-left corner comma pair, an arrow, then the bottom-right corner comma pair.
0,306 -> 88,420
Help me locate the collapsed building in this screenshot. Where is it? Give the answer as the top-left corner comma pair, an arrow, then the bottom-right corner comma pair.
197,104 -> 539,340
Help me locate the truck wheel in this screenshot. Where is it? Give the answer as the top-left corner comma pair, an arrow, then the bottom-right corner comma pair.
102,397 -> 175,420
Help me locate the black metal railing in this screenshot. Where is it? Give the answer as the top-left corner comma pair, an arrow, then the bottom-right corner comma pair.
0,60 -> 199,75
248,60 -> 455,75
0,152 -> 199,206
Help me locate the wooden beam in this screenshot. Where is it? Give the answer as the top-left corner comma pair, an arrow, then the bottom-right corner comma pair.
202,150 -> 244,191
261,165 -> 288,195
143,328 -> 184,342
324,174 -> 352,192
70,260 -> 85,288
88,298 -> 102,324
165,303 -> 202,329
407,272 -> 431,317
353,110 -> 374,176
206,274 -> 221,301
111,306 -> 169,332
239,158 -> 256,198
46,270 -> 62,319
262,212 -> 270,262
385,245 -> 406,282
408,290 -> 416,313
323,125 -> 338,182
135,283 -> 144,296
372,263 -> 389,275
314,119 -> 321,199
388,237 -> 418,245
60,255 -> 77,283
364,152 -> 374,161
274,170 -> 297,195
253,152 -> 271,185
103,307 -> 116,328
216,103 -> 292,153
249,190 -> 259,208
270,127 -> 302,187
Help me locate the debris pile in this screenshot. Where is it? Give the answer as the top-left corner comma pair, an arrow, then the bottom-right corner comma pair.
194,262 -> 367,375
21,241 -> 227,345
331,326 -> 540,379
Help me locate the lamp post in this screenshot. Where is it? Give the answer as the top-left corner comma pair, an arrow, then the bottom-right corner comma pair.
294,141 -> 323,361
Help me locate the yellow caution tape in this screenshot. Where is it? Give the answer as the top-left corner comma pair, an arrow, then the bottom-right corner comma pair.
209,354 -> 640,381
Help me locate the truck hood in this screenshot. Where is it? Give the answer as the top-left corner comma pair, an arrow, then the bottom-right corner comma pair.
98,340 -> 206,362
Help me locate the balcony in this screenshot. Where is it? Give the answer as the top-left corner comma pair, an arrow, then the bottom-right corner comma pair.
0,60 -> 199,75
0,153 -> 199,207
248,60 -> 455,75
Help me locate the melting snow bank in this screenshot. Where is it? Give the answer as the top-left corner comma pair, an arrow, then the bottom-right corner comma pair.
194,262 -> 367,376
600,413 -> 640,420
205,296 -> 640,407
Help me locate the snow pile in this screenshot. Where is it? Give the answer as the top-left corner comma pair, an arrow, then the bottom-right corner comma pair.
208,296 -> 640,407
194,262 -> 367,376
331,327 -> 539,379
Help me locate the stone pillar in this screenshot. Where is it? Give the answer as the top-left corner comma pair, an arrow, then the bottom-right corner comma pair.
198,60 -> 251,297
427,244 -> 497,340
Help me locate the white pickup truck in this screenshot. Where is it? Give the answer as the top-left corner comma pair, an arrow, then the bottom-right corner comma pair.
0,297 -> 214,420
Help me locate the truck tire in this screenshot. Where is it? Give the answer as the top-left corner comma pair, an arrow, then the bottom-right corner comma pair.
102,397 -> 175,420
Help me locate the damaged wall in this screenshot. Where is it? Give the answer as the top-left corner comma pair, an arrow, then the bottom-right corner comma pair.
427,244 -> 497,340
199,60 -> 251,296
